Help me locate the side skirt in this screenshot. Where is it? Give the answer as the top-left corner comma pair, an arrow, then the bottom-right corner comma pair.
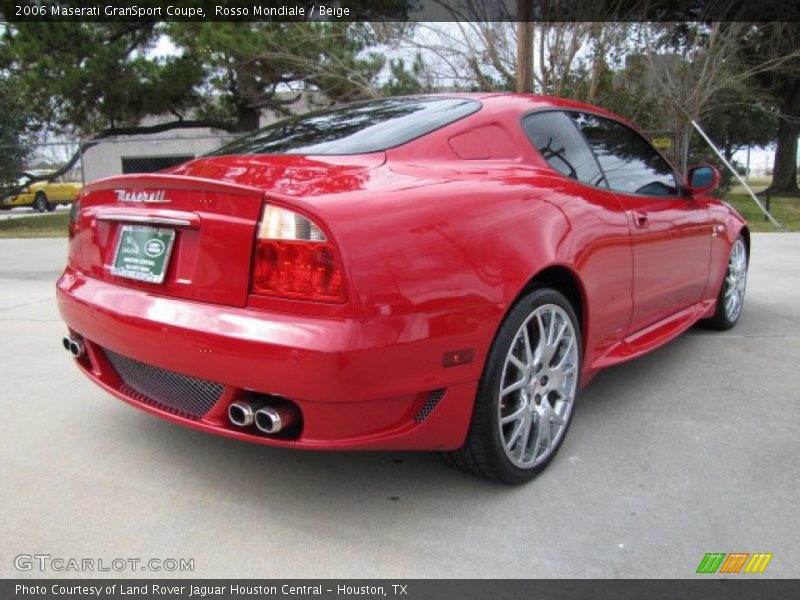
590,299 -> 716,370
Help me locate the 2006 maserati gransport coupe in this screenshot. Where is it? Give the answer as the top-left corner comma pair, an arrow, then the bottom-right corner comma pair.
58,94 -> 748,483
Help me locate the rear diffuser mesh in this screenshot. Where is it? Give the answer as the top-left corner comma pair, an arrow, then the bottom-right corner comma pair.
103,348 -> 223,420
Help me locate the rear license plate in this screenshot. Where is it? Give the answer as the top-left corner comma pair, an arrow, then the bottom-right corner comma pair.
111,225 -> 176,284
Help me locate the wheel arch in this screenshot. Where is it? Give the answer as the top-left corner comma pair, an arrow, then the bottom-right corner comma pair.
739,225 -> 751,263
478,263 -> 589,386
515,264 -> 587,343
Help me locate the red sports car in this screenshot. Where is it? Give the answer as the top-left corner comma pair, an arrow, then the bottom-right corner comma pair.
58,94 -> 748,483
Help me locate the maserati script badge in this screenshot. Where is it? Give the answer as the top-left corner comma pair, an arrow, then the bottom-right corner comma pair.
114,189 -> 170,203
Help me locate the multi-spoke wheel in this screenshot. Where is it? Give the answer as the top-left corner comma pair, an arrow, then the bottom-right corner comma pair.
498,303 -> 579,469
443,287 -> 582,483
705,235 -> 748,330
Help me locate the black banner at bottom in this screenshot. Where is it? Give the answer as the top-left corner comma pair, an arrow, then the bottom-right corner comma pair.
3,579 -> 800,600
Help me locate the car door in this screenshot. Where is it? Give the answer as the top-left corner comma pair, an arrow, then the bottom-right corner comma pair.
572,112 -> 711,333
521,110 -> 634,362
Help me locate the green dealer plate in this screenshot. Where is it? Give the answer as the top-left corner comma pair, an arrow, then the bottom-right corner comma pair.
111,225 -> 176,284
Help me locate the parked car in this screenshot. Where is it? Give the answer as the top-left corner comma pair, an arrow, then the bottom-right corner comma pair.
57,94 -> 748,483
2,169 -> 83,212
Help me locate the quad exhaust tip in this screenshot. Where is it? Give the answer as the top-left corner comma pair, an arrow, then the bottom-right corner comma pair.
254,407 -> 284,434
62,335 -> 85,358
228,401 -> 256,428
228,398 -> 300,435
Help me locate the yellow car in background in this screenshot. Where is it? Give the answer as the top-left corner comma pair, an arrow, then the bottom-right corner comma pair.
2,170 -> 83,212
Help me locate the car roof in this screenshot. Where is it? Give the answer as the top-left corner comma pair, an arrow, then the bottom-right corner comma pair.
405,92 -> 634,130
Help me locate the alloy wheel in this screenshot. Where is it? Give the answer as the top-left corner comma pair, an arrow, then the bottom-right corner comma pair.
724,238 -> 747,322
498,304 -> 579,469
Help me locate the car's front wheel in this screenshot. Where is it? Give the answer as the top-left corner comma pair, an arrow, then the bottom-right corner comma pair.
705,235 -> 748,330
444,287 -> 582,483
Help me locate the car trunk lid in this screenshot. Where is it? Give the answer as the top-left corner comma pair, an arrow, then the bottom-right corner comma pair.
74,174 -> 266,308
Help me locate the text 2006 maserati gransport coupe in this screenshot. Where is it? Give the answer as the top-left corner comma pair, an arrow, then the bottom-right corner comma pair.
58,94 -> 748,483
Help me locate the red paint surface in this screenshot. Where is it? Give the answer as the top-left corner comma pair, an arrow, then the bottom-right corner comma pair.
57,93 -> 746,450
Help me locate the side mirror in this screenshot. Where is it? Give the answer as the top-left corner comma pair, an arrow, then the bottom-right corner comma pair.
686,165 -> 720,194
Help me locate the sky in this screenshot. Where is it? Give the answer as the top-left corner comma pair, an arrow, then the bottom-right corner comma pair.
733,147 -> 776,179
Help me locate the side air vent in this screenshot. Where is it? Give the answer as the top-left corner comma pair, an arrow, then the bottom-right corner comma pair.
415,389 -> 446,423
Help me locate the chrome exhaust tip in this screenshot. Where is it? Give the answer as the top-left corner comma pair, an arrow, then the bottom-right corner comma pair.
228,401 -> 255,427
69,339 -> 84,358
63,335 -> 85,358
255,404 -> 299,434
254,407 -> 282,434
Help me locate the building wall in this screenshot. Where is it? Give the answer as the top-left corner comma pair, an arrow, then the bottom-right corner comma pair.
81,130 -> 234,183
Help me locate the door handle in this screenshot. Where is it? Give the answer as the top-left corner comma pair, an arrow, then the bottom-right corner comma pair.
631,211 -> 648,228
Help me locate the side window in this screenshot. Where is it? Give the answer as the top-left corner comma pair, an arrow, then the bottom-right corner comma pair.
571,112 -> 679,197
523,111 -> 606,187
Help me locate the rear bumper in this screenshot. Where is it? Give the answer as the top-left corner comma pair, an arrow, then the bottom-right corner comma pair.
57,269 -> 498,450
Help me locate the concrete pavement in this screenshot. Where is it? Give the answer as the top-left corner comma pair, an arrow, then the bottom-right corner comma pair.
0,234 -> 798,578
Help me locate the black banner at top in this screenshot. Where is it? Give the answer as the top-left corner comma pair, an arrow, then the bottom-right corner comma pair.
2,0 -> 800,22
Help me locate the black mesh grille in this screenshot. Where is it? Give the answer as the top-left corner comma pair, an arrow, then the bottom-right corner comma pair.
103,348 -> 224,420
415,389 -> 446,423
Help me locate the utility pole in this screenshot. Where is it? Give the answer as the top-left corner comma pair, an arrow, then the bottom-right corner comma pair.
516,1 -> 533,93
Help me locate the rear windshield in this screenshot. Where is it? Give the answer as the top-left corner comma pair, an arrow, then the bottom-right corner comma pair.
208,97 -> 481,156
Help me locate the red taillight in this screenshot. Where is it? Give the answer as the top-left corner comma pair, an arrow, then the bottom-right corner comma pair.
251,205 -> 346,302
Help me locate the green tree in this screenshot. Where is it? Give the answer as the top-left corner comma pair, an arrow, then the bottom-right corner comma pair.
0,76 -> 33,193
0,21 -> 213,186
739,23 -> 800,195
0,20 -> 416,187
167,22 -> 398,131
700,86 -> 777,162
690,86 -> 777,191
380,53 -> 430,96
0,22 -> 209,134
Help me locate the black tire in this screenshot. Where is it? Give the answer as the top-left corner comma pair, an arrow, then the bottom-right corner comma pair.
703,235 -> 748,331
443,287 -> 582,484
33,192 -> 50,213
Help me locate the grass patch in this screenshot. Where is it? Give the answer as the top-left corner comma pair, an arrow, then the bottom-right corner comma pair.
725,194 -> 800,233
0,212 -> 69,238
728,179 -> 771,195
